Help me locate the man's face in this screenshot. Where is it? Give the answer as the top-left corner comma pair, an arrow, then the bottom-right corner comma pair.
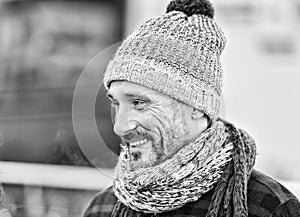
106,81 -> 197,171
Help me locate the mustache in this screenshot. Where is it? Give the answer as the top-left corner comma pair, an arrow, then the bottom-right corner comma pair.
122,126 -> 152,142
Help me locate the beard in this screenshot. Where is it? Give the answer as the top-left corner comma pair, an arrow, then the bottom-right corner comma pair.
128,141 -> 164,171
120,127 -> 166,171
119,101 -> 191,171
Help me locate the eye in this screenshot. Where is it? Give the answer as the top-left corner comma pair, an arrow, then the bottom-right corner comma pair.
132,100 -> 146,110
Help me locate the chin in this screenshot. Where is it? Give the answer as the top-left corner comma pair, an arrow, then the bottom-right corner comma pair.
127,142 -> 165,171
129,154 -> 162,171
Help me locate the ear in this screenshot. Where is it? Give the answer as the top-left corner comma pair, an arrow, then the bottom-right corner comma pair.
191,108 -> 205,120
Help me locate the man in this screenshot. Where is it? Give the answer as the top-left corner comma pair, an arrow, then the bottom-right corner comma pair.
84,0 -> 300,216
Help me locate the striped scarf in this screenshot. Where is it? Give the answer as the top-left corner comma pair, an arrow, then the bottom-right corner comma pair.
112,119 -> 256,217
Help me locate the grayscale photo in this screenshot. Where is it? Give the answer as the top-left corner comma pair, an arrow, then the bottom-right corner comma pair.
0,0 -> 300,217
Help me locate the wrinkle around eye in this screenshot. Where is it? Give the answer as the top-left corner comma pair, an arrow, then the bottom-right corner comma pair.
132,100 -> 147,110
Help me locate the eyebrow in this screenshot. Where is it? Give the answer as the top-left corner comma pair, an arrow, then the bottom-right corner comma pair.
105,92 -> 150,101
125,93 -> 149,99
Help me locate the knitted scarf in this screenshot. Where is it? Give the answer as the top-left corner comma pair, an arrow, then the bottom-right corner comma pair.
112,119 -> 256,217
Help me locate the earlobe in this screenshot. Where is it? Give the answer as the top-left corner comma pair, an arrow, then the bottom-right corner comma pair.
191,108 -> 205,120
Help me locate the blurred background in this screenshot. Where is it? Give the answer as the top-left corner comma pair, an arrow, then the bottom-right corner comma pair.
0,0 -> 300,216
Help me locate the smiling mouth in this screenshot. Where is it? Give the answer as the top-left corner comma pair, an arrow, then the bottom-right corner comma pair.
128,139 -> 148,148
127,139 -> 150,163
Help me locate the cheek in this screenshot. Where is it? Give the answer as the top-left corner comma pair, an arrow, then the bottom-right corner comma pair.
173,107 -> 190,136
144,107 -> 175,139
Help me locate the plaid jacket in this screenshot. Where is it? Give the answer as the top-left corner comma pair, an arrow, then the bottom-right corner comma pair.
83,170 -> 300,217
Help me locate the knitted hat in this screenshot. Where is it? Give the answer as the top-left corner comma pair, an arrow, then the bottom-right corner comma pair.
104,0 -> 226,120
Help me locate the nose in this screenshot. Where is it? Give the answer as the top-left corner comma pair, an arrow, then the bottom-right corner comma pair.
113,107 -> 137,137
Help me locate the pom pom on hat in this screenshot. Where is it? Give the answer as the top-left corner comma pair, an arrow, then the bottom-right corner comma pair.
166,0 -> 214,18
105,0 -> 226,120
